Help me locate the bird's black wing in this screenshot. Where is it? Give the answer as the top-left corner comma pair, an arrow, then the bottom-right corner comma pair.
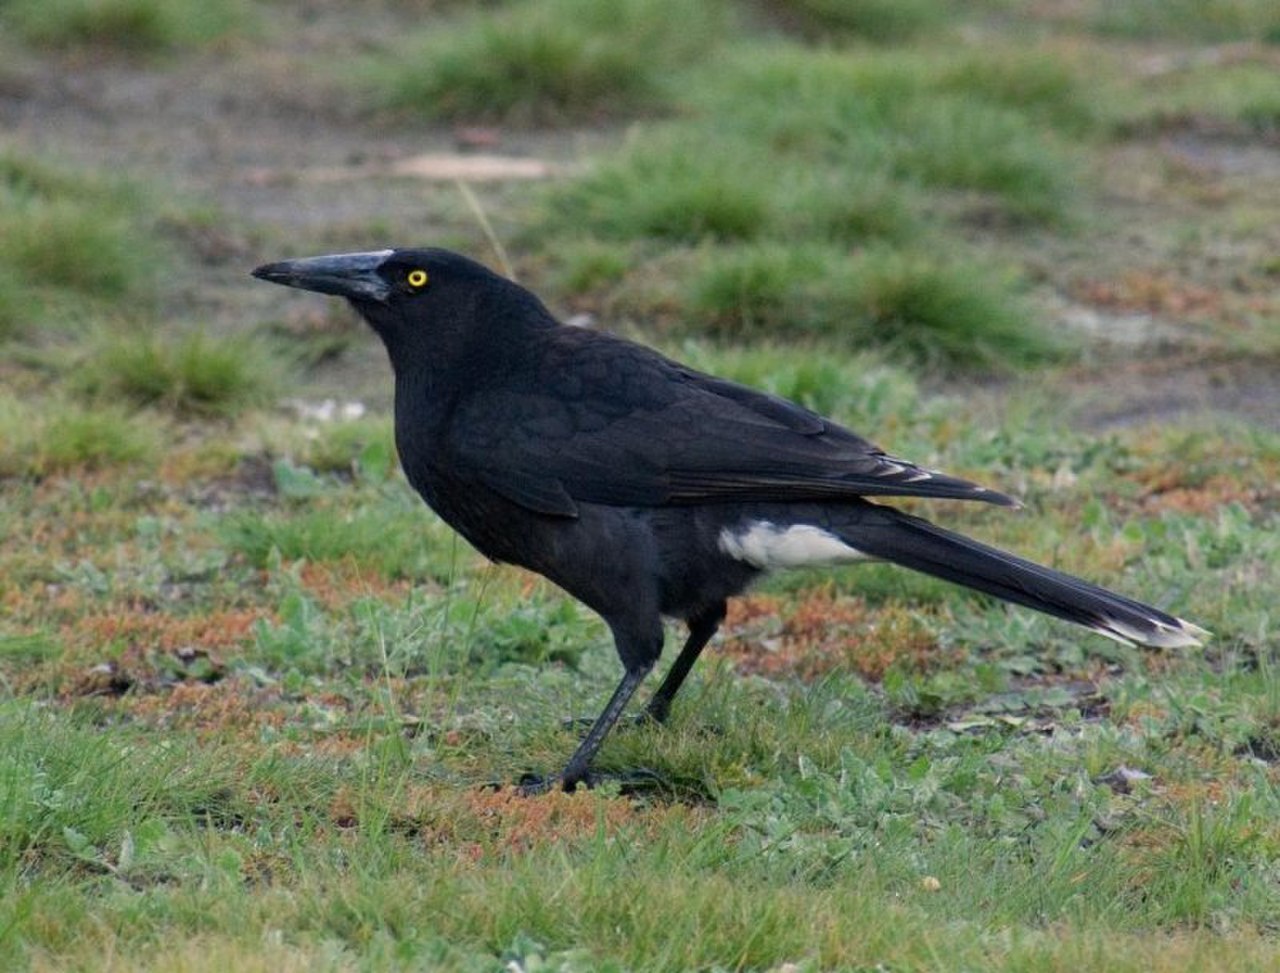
446,330 -> 1015,517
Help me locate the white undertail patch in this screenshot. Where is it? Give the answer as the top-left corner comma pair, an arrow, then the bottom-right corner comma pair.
718,521 -> 871,570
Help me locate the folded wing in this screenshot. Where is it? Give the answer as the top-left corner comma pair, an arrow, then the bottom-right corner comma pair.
447,333 -> 1016,517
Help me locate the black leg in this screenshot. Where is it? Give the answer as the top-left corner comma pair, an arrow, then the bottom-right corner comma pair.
520,663 -> 653,795
560,663 -> 651,789
642,603 -> 725,725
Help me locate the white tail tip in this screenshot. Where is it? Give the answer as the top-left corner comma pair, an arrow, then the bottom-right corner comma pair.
1093,615 -> 1210,649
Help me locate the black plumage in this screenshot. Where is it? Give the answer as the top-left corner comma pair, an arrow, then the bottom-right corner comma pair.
253,247 -> 1206,792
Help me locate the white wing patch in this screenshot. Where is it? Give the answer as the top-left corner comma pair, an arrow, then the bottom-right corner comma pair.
718,521 -> 872,570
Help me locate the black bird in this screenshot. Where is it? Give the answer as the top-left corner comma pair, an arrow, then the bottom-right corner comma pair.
253,248 -> 1207,792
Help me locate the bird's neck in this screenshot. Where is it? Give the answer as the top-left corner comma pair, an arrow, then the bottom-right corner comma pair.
392,363 -> 455,436
391,366 -> 454,499
383,291 -> 562,480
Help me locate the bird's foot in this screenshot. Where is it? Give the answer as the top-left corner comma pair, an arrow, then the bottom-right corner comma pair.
515,767 -> 668,797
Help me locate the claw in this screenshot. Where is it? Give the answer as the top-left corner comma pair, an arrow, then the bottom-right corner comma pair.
514,767 -> 669,797
516,772 -> 558,796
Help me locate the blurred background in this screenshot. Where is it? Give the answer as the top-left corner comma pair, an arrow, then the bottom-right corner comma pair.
2,0 -> 1277,436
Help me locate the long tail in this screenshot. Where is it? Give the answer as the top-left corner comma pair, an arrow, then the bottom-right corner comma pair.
838,505 -> 1208,648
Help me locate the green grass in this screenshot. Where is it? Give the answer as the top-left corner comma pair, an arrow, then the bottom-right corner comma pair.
549,128 -> 922,246
3,367 -> 1279,971
0,0 -> 248,54
368,0 -> 732,124
1118,59 -> 1280,135
528,38 -> 1088,367
0,701 -> 245,873
218,491 -> 464,586
551,132 -> 773,243
550,44 -> 1084,235
0,393 -> 160,477
681,243 -> 1055,368
0,153 -> 160,337
671,341 -> 921,422
890,94 -> 1074,222
74,328 -> 276,417
771,0 -> 952,43
1087,0 -> 1280,42
2,2 -> 1279,969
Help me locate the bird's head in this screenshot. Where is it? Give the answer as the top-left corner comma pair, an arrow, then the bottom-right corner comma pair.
252,247 -> 553,368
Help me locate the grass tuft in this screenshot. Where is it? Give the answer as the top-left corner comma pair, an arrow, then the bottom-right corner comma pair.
4,201 -> 153,300
844,248 -> 1055,366
0,701 -> 243,875
1088,0 -> 1280,42
219,490 -> 462,585
369,0 -> 731,124
682,243 -> 1061,369
548,240 -> 636,297
891,95 -> 1075,223
1116,59 -> 1280,135
550,133 -> 772,243
75,329 -> 276,417
1,0 -> 247,54
543,126 -> 921,249
530,40 -> 1083,368
0,152 -> 160,336
685,242 -> 830,336
0,393 -> 159,477
773,0 -> 949,43
671,340 -> 920,423
693,45 -> 1082,223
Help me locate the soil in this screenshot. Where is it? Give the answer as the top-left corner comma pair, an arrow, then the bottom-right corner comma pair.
1,5 -> 1276,430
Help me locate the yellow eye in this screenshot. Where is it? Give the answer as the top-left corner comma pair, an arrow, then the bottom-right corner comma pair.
407,269 -> 428,288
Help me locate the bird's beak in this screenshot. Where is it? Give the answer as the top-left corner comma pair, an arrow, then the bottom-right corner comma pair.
252,249 -> 394,302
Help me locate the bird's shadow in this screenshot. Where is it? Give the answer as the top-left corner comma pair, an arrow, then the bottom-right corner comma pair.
478,762 -> 716,803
